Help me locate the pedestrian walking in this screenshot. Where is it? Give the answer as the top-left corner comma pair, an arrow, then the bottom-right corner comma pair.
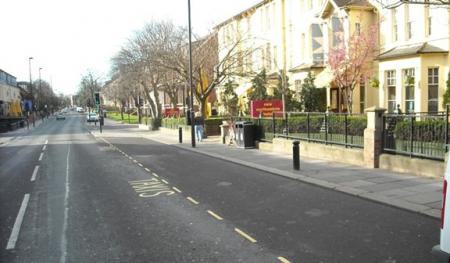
194,112 -> 204,142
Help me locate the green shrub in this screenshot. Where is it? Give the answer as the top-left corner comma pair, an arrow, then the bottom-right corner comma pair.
394,119 -> 446,142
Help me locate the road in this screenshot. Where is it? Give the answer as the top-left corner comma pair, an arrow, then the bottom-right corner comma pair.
0,113 -> 440,263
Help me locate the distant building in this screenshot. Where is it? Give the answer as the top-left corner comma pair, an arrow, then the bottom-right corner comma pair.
0,69 -> 21,117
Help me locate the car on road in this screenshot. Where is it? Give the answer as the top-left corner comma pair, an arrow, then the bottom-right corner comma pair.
56,113 -> 66,120
86,112 -> 99,122
76,107 -> 85,113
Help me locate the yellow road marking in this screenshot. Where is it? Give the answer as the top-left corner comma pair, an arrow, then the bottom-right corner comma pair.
138,163 -> 143,167
161,179 -> 169,184
152,172 -> 159,178
207,210 -> 223,221
172,187 -> 182,193
145,168 -> 150,172
277,257 -> 291,263
187,197 -> 199,205
234,228 -> 257,243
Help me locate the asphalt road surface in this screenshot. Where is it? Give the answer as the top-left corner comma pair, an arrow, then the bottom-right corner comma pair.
0,113 -> 440,263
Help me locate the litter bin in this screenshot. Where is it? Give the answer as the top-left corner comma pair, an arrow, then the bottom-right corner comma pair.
234,121 -> 255,148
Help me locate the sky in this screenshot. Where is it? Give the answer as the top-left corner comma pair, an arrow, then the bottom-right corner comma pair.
0,0 -> 260,95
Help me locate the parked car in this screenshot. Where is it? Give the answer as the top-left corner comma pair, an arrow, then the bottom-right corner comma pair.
56,113 -> 66,120
86,112 -> 99,122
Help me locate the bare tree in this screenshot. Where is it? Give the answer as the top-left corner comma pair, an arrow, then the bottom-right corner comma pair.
157,29 -> 256,117
77,71 -> 102,112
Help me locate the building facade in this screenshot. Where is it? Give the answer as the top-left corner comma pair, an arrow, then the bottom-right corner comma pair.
215,0 -> 449,114
0,69 -> 21,117
374,0 -> 449,113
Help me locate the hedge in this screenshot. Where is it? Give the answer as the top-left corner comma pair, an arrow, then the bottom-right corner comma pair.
394,119 -> 446,142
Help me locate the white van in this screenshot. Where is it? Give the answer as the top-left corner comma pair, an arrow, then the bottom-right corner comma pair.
431,158 -> 450,262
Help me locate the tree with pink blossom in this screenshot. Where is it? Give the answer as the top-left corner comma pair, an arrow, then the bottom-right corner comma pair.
328,25 -> 378,113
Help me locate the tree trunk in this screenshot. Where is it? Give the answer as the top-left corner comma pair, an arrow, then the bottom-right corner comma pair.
120,104 -> 124,120
153,87 -> 162,119
200,97 -> 207,119
141,82 -> 157,119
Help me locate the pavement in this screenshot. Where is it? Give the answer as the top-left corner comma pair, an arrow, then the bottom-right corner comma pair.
0,118 -> 45,146
92,118 -> 444,219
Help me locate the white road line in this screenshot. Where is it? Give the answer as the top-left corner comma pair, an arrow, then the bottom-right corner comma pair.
30,165 -> 39,182
152,172 -> 159,178
145,168 -> 150,172
161,179 -> 169,184
133,160 -> 138,163
207,210 -> 223,221
172,187 -> 182,193
38,152 -> 44,161
45,140 -> 48,145
60,144 -> 71,263
42,145 -> 47,151
187,197 -> 199,205
277,257 -> 292,263
234,228 -> 257,243
6,194 -> 30,250
138,163 -> 143,167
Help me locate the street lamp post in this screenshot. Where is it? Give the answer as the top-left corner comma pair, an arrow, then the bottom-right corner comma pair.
188,0 -> 196,148
39,67 -> 43,118
28,57 -> 35,127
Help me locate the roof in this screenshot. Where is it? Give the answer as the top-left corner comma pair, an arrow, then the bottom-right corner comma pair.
378,42 -> 448,60
320,0 -> 374,18
289,62 -> 325,73
214,0 -> 270,29
334,0 -> 372,7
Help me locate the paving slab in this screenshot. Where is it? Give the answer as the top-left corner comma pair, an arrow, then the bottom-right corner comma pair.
400,192 -> 443,204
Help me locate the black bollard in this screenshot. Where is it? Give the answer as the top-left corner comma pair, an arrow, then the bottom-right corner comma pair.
179,127 -> 183,143
293,140 -> 300,170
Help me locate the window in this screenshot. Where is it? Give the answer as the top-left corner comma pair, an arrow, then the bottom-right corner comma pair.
424,5 -> 432,36
273,45 -> 278,69
428,16 -> 432,36
265,5 -> 271,31
311,23 -> 324,63
295,80 -> 302,93
404,68 -> 415,113
386,70 -> 396,113
407,21 -> 413,40
332,16 -> 343,47
405,5 -> 413,40
360,79 -> 365,113
355,23 -> 361,36
392,9 -> 398,41
428,68 -> 439,112
301,33 -> 306,60
265,43 -> 271,70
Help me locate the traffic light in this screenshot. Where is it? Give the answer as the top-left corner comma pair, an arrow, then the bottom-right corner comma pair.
94,92 -> 100,105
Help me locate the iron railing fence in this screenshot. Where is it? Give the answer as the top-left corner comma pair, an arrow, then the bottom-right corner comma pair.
382,111 -> 448,161
225,112 -> 366,147
274,112 -> 366,148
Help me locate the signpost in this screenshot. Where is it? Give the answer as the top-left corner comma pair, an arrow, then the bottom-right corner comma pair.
250,100 -> 283,118
95,92 -> 103,133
